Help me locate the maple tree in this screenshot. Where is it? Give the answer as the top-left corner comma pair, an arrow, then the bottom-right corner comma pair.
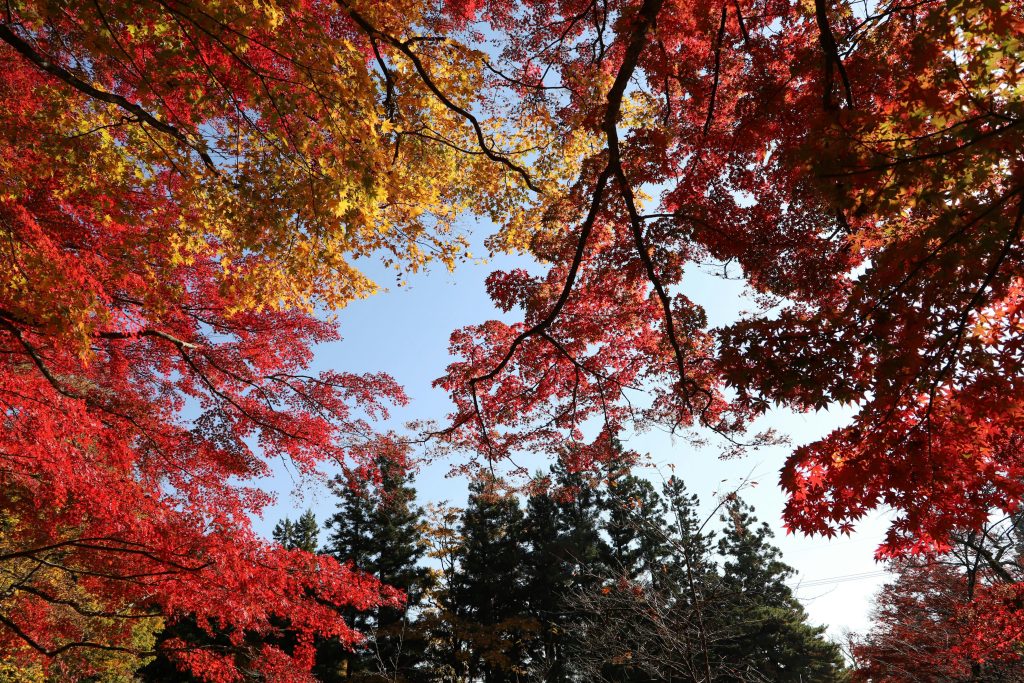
0,512 -> 162,682
436,0 -> 1024,542
428,0 -> 1024,665
851,515 -> 1024,681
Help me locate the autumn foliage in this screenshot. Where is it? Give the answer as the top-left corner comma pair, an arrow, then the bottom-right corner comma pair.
0,0 -> 510,678
2,0 -> 1024,679
851,516 -> 1024,680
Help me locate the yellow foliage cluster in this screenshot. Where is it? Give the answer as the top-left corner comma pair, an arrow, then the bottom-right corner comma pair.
0,0 -> 573,354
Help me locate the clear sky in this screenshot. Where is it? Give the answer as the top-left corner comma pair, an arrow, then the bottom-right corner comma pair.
252,218 -> 894,646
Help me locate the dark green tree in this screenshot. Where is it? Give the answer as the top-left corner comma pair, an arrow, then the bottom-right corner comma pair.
551,461 -> 608,588
659,476 -> 721,610
568,474 -> 722,683
714,498 -> 847,682
520,473 -> 572,682
601,468 -> 667,582
318,458 -> 432,682
451,475 -> 532,683
658,476 -> 729,683
272,508 -> 319,552
566,477 -> 848,683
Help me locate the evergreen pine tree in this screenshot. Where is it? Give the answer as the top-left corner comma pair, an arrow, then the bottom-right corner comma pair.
272,517 -> 295,548
318,458 -> 432,682
601,468 -> 667,582
520,473 -> 571,682
588,469 -> 671,683
659,476 -> 728,682
272,509 -> 319,552
715,497 -> 847,682
551,460 -> 608,591
367,459 -> 433,682
454,475 -> 531,683
320,471 -> 376,680
570,474 -> 722,683
658,476 -> 723,608
535,461 -> 610,682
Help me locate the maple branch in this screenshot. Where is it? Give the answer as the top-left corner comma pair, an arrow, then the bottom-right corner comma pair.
0,538 -> 113,563
475,170 -> 612,388
452,166 -> 612,454
814,0 -> 854,110
930,196 -> 1024,387
336,0 -> 540,193
845,193 -> 1024,436
959,535 -> 1018,585
99,328 -> 199,349
153,0 -> 333,180
0,613 -> 155,658
446,0 -> 715,455
66,540 -> 210,573
0,536 -> 210,576
0,308 -> 199,352
539,331 -> 638,391
0,317 -> 80,400
396,128 -> 490,156
176,349 -> 309,443
823,119 -> 1022,178
540,331 -> 623,431
857,186 -> 1023,324
481,58 -> 570,92
732,0 -> 750,45
704,4 -> 728,136
0,23 -> 217,173
601,0 -> 702,416
11,584 -> 157,620
28,552 -> 207,583
529,0 -> 600,66
63,114 -> 141,140
470,0 -> 665,396
369,35 -> 397,118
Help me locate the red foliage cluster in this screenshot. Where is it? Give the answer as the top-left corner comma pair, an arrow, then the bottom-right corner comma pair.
0,1 -> 417,678
436,0 -> 1024,663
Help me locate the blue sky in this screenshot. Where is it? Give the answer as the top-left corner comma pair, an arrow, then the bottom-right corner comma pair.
252,218 -> 894,644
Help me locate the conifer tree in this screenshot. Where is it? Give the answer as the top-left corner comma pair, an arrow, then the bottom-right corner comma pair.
566,477 -> 847,683
520,473 -> 576,682
454,476 -> 532,683
659,475 -> 725,682
602,469 -> 667,582
320,472 -> 376,681
715,498 -> 846,682
551,461 -> 608,590
569,474 -> 723,682
367,460 -> 433,682
272,509 -> 320,552
318,458 -> 432,682
660,476 -> 718,592
520,476 -> 560,676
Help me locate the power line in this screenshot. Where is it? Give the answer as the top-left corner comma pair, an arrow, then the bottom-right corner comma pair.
790,570 -> 890,588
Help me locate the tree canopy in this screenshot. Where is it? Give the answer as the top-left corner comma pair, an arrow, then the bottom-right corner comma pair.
2,0 -> 1024,678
